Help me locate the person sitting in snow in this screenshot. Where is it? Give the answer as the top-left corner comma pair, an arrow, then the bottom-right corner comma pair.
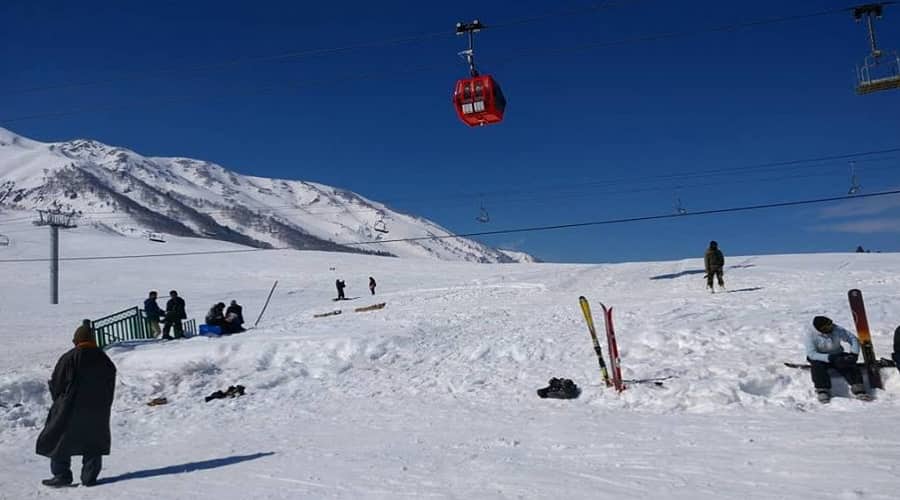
226,300 -> 244,326
205,302 -> 226,328
805,315 -> 870,403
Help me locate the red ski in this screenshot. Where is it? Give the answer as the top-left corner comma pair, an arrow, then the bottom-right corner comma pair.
599,303 -> 626,392
848,289 -> 883,389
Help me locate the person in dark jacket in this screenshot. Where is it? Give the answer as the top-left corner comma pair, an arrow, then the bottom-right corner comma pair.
335,279 -> 346,300
143,290 -> 164,338
368,277 -> 376,296
704,240 -> 725,292
226,300 -> 244,326
36,324 -> 116,487
163,290 -> 187,339
205,302 -> 226,328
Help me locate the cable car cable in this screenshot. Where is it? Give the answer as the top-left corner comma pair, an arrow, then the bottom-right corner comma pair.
1,3 -> 866,124
2,188 -> 898,263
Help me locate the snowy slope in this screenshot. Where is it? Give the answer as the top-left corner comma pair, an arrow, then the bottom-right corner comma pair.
1,222 -> 899,499
0,127 -> 524,263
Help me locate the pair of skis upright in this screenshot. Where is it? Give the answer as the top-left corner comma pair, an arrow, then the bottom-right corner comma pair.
579,296 -> 625,392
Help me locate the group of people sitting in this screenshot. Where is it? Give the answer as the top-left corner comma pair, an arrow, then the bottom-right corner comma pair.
204,300 -> 246,334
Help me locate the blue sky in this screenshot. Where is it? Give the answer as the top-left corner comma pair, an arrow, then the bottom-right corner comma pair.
2,0 -> 899,262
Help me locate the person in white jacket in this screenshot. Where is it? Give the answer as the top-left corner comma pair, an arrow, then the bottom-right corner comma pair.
805,315 -> 869,403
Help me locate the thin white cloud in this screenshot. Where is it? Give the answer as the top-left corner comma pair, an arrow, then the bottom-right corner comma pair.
818,190 -> 900,219
812,217 -> 900,233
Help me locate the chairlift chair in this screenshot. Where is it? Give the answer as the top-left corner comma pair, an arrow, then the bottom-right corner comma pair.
853,4 -> 900,94
848,161 -> 862,195
373,218 -> 389,234
476,205 -> 490,223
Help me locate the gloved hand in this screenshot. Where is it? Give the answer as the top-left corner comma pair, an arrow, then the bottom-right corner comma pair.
828,352 -> 858,367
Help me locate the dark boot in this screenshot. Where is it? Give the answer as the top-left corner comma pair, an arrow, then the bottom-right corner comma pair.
41,476 -> 73,488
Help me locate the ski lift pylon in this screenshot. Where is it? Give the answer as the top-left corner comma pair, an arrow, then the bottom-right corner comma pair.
853,4 -> 900,95
452,20 -> 507,127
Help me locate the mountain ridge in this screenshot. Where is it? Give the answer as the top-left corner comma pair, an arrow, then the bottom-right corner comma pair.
0,128 -> 531,263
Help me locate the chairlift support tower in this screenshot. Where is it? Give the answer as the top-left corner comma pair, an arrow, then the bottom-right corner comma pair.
33,209 -> 79,304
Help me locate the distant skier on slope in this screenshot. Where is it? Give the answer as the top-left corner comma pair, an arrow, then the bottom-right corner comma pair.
368,276 -> 376,296
335,279 -> 346,300
805,316 -> 869,403
704,240 -> 725,292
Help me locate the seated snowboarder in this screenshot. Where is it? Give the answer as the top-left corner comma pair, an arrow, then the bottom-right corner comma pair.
805,315 -> 870,403
225,300 -> 244,326
205,303 -> 226,328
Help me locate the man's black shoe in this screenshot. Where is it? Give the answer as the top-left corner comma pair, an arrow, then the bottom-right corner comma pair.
41,476 -> 73,488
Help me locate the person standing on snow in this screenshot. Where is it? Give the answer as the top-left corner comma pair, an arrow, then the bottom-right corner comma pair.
335,279 -> 346,300
36,324 -> 116,488
368,276 -> 376,296
143,290 -> 164,338
704,240 -> 725,292
163,290 -> 187,339
805,315 -> 870,403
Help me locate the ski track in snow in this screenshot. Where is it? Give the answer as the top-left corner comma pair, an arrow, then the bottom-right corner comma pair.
1,224 -> 899,498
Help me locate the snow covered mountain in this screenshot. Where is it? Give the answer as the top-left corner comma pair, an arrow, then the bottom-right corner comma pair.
0,127 -> 527,262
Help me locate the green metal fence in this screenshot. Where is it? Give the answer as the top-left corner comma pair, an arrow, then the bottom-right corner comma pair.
92,307 -> 196,349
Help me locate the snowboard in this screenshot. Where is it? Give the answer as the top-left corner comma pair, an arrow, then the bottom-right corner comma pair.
848,289 -> 883,389
354,302 -> 386,313
599,302 -> 626,392
313,310 -> 342,318
578,296 -> 612,387
783,359 -> 896,369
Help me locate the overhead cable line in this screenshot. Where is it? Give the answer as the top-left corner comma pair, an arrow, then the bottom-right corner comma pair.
346,189 -> 900,245
1,189 -> 898,263
1,145 -> 896,225
0,3 -> 863,124
1,0 -> 643,96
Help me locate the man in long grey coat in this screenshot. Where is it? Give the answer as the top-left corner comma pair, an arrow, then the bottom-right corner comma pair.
36,324 -> 117,487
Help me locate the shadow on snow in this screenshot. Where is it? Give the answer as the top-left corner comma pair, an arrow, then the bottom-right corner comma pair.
649,264 -> 757,281
97,452 -> 275,485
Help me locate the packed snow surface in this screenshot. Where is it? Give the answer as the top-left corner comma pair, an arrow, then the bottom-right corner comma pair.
1,221 -> 899,499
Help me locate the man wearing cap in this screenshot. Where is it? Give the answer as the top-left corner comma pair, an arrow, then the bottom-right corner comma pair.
36,324 -> 117,487
805,315 -> 869,403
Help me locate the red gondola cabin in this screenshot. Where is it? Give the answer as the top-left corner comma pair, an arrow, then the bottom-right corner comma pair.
453,75 -> 506,127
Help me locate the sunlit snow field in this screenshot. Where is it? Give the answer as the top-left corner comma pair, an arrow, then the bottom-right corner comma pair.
1,221 -> 899,499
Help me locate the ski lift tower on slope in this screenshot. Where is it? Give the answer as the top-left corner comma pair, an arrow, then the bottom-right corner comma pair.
853,3 -> 900,95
